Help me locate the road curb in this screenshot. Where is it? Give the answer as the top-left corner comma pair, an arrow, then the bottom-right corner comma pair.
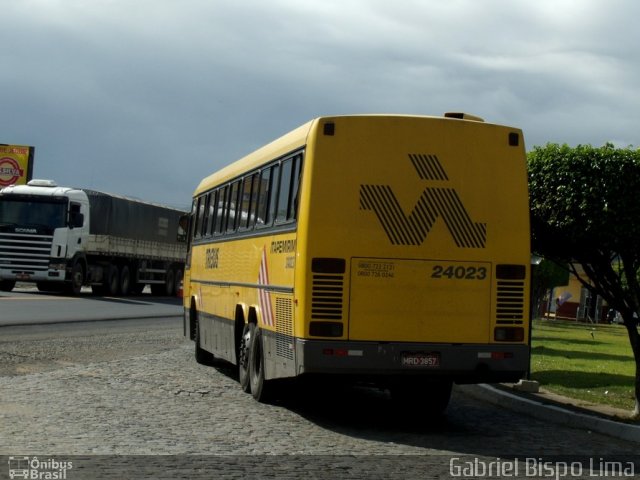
459,384 -> 640,444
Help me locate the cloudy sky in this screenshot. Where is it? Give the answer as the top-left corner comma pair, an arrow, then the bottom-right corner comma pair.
2,0 -> 638,209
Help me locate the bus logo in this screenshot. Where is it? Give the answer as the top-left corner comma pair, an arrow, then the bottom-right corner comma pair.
359,154 -> 486,248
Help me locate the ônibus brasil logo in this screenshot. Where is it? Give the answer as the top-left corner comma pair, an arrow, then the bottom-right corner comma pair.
0,157 -> 24,187
360,153 -> 486,248
8,456 -> 73,479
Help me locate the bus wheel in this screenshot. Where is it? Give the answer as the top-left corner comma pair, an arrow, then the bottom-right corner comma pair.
249,327 -> 272,402
195,314 -> 214,366
238,323 -> 254,393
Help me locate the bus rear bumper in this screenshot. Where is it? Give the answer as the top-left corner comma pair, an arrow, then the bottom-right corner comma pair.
295,339 -> 529,384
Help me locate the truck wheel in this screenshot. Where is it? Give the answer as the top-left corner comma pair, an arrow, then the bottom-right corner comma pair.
106,264 -> 120,296
67,263 -> 84,295
120,265 -> 131,296
0,280 -> 15,292
249,327 -> 273,402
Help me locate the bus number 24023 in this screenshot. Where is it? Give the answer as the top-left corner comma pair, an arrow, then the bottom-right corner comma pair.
431,265 -> 487,280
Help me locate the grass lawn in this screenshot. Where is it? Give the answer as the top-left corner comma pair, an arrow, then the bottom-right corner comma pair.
530,319 -> 636,411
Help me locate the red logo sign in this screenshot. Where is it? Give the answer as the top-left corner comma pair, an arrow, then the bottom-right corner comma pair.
0,157 -> 25,186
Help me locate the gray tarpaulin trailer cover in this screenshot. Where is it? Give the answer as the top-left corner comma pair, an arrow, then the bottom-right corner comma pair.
83,189 -> 184,243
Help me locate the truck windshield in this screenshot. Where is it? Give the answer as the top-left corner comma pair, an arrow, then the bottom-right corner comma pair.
0,196 -> 68,229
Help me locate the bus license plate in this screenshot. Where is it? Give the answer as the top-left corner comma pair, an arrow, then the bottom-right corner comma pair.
401,352 -> 440,368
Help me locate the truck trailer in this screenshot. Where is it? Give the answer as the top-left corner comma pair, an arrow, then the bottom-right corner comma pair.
0,179 -> 187,295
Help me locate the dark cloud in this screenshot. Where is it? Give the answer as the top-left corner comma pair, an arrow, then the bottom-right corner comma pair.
1,0 -> 638,208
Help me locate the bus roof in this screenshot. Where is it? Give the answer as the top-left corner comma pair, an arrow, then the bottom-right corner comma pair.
192,113 -> 493,197
194,119 -> 316,196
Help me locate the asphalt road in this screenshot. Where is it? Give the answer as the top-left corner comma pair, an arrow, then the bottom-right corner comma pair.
0,285 -> 182,326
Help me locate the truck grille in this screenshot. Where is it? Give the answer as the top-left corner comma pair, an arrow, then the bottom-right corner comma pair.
0,232 -> 53,272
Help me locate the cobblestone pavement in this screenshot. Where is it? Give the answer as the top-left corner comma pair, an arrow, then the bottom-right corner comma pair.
0,320 -> 637,479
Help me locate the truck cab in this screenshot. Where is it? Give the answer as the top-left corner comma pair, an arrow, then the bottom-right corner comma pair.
1,179 -> 186,296
0,179 -> 90,293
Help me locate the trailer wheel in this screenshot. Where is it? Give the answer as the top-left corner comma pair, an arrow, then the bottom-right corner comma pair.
174,268 -> 183,296
164,269 -> 175,296
106,264 -> 120,296
0,280 -> 15,292
120,265 -> 131,296
249,327 -> 273,402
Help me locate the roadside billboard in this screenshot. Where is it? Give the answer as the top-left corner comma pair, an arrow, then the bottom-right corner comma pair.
0,144 -> 34,187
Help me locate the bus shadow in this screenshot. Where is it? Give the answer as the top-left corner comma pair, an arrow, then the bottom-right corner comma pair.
269,380 -> 467,437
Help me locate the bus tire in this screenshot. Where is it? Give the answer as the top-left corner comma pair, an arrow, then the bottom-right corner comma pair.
249,327 -> 272,402
238,323 -> 254,393
195,314 -> 214,365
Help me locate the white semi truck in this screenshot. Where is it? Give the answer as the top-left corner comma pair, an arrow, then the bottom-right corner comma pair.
0,179 -> 187,295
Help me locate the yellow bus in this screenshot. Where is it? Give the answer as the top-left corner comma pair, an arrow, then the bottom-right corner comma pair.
183,113 -> 530,411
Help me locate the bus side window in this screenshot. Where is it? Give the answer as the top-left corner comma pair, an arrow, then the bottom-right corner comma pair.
256,168 -> 271,227
289,154 -> 303,220
205,190 -> 217,237
201,193 -> 211,237
247,172 -> 260,229
226,180 -> 241,233
239,174 -> 255,230
275,158 -> 293,224
215,185 -> 228,234
266,164 -> 280,226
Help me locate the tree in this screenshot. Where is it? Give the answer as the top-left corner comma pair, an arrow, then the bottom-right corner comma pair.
531,259 -> 570,319
528,143 -> 640,418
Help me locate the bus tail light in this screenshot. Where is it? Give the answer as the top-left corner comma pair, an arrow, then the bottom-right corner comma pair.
494,327 -> 524,342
